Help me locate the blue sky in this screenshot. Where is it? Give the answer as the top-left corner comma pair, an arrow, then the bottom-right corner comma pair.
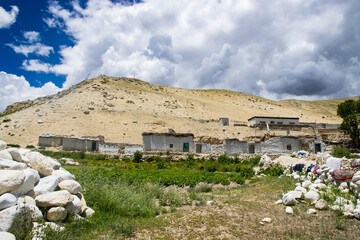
1,0 -> 360,112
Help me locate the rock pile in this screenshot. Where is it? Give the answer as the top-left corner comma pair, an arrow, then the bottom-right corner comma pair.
280,152 -> 360,219
0,140 -> 94,239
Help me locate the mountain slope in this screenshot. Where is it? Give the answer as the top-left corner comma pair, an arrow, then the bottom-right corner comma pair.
0,75 -> 354,147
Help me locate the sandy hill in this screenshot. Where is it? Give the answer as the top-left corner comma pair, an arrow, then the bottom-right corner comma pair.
0,75 -> 355,147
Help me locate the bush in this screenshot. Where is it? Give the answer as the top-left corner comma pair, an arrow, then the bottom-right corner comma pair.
133,151 -> 142,163
259,164 -> 284,176
7,143 -> 20,148
235,166 -> 255,178
205,165 -> 217,172
25,145 -> 35,149
332,147 -> 356,159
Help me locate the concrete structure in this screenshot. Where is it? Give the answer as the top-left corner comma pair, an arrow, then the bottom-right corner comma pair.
99,143 -> 120,153
223,136 -> 324,155
38,134 -> 64,147
125,145 -> 144,154
219,118 -> 229,126
248,116 -> 300,126
62,137 -> 99,152
142,132 -> 195,152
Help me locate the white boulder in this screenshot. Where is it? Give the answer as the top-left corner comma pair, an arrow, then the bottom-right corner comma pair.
0,205 -> 32,237
18,196 -> 36,206
315,199 -> 328,210
0,141 -> 6,151
0,159 -> 27,170
58,180 -> 82,194
11,169 -> 40,196
0,170 -> 26,195
0,151 -> 12,160
354,209 -> 360,220
285,206 -> 293,214
0,193 -> 17,211
27,152 -> 60,176
304,191 -> 320,203
28,205 -> 43,222
66,195 -> 82,214
307,208 -> 317,215
52,168 -> 75,182
35,190 -> 73,207
282,193 -> 297,206
84,207 -> 95,218
33,175 -> 58,197
47,207 -> 68,222
0,231 -> 16,240
287,191 -> 303,199
5,148 -> 23,162
302,180 -> 312,189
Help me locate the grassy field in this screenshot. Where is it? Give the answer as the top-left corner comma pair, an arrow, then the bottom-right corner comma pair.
37,152 -> 360,240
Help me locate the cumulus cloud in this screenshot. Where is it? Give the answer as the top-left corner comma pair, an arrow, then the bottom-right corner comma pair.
0,5 -> 18,28
24,31 -> 41,43
26,0 -> 360,99
0,71 -> 61,112
22,59 -> 52,73
8,43 -> 54,57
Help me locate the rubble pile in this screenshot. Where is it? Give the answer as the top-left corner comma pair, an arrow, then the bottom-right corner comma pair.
0,140 -> 94,239
279,152 -> 360,219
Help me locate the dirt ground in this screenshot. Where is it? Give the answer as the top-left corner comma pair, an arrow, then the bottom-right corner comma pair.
131,177 -> 360,240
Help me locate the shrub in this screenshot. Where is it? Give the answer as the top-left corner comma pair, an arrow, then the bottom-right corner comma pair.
332,147 -> 356,158
218,154 -> 231,164
133,151 -> 142,163
205,165 -> 217,172
259,164 -> 284,176
25,145 -> 35,149
7,143 -> 20,148
235,166 -> 255,178
157,160 -> 166,169
229,174 -> 245,184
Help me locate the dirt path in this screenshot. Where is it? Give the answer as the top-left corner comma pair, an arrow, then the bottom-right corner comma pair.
131,177 -> 360,240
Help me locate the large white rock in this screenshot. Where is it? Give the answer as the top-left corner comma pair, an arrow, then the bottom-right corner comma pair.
33,175 -> 58,197
27,152 -> 61,176
32,222 -> 64,239
58,180 -> 82,194
304,191 -> 320,203
28,205 -> 43,222
282,193 -> 297,206
339,182 -> 349,189
11,169 -> 40,196
0,170 -> 26,195
47,207 -> 68,222
84,207 -> 95,218
0,151 -> 12,160
307,208 -> 317,215
352,175 -> 360,182
0,205 -> 32,238
0,159 -> 27,170
287,191 -> 303,199
302,180 -> 312,189
0,193 -> 17,211
0,141 -> 6,151
52,168 -> 75,182
354,209 -> 360,220
0,231 -> 16,240
315,199 -> 328,210
66,195 -> 81,214
295,186 -> 307,194
285,206 -> 293,214
35,190 -> 73,207
5,148 -> 23,162
259,155 -> 272,167
18,196 -> 36,206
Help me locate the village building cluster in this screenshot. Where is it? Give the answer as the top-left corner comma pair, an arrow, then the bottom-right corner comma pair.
38,116 -> 344,155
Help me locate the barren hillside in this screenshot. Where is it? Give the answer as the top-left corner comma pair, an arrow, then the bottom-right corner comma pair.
0,75 -> 355,147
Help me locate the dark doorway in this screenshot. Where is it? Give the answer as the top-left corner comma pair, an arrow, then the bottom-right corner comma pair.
196,144 -> 202,153
315,143 -> 321,153
92,141 -> 97,151
183,143 -> 189,152
248,144 -> 255,154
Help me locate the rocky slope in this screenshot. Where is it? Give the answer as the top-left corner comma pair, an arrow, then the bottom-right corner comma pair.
0,75 -> 356,147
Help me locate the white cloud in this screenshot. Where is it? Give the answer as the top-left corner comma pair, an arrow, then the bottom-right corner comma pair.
0,71 -> 61,112
22,59 -> 52,73
29,0 -> 360,100
0,5 -> 18,28
24,31 -> 40,43
8,42 -> 54,57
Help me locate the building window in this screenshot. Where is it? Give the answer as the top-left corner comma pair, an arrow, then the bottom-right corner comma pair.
287,144 -> 292,150
277,122 -> 283,124
170,144 -> 173,148
289,122 -> 295,125
260,121 -> 266,124
270,121 -> 275,124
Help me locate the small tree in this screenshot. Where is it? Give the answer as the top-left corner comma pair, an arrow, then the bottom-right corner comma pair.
133,151 -> 143,163
337,99 -> 360,148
